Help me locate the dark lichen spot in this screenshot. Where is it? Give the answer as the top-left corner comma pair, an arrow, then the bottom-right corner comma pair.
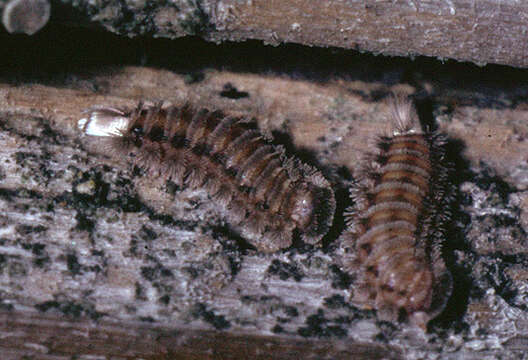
21,243 -> 50,267
72,169 -> 110,206
329,264 -> 352,289
283,305 -> 299,318
15,224 -> 48,235
129,237 -> 139,256
375,320 -> 398,336
140,316 -> 155,322
40,122 -> 63,144
373,320 -> 399,343
8,261 -> 27,277
335,316 -> 355,326
267,259 -> 304,282
182,265 -> 201,279
374,332 -> 388,342
474,164 -> 516,202
0,301 -> 14,311
323,294 -> 348,309
0,188 -> 14,201
160,267 -> 173,277
141,264 -> 173,282
141,266 -> 157,281
75,212 -> 95,232
91,249 -> 105,257
159,294 -> 170,305
14,151 -> 37,165
240,295 -> 281,304
490,214 -> 517,227
34,255 -> 50,267
135,282 -> 147,301
67,253 -> 81,275
30,243 -> 46,255
220,83 -> 249,99
297,310 -> 347,338
211,225 -> 255,256
147,211 -> 196,231
272,324 -> 284,333
139,225 -> 158,241
87,265 -> 102,274
192,303 -> 231,330
35,300 -> 103,320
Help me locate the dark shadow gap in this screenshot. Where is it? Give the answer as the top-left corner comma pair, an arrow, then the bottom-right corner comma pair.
0,20 -> 528,109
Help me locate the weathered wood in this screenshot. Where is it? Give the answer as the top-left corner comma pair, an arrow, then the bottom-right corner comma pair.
54,0 -> 528,68
211,0 -> 528,68
1,63 -> 528,359
0,310 -> 402,360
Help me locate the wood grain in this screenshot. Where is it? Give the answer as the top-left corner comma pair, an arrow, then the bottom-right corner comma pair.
0,310 -> 402,360
1,64 -> 528,359
56,0 -> 528,67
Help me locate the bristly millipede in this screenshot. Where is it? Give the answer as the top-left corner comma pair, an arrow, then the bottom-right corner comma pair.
339,97 -> 454,329
78,102 -> 336,252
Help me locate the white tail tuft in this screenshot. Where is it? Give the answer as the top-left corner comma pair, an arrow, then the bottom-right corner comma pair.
390,94 -> 420,135
78,107 -> 130,137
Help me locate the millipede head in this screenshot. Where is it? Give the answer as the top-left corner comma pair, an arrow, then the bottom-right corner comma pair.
291,183 -> 335,245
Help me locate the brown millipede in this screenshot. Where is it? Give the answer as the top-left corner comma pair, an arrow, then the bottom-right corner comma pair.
78,102 -> 336,252
339,97 -> 453,328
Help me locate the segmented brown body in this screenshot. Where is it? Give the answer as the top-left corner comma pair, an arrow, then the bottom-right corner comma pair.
79,103 -> 335,252
341,100 -> 452,328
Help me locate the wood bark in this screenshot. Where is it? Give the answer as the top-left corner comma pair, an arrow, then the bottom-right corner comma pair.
210,0 -> 528,67
53,0 -> 528,68
0,62 -> 527,358
0,310 -> 402,359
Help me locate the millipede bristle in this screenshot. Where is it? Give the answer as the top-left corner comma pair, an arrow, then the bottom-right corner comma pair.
78,102 -> 335,253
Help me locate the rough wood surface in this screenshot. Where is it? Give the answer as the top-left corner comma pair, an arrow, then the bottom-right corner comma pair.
52,0 -> 528,68
0,311 -> 403,360
1,30 -> 528,359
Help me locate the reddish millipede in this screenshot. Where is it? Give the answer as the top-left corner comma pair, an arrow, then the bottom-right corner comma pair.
339,98 -> 453,328
78,102 -> 336,252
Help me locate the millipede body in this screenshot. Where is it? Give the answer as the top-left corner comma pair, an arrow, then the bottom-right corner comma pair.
340,99 -> 453,328
78,102 -> 335,252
